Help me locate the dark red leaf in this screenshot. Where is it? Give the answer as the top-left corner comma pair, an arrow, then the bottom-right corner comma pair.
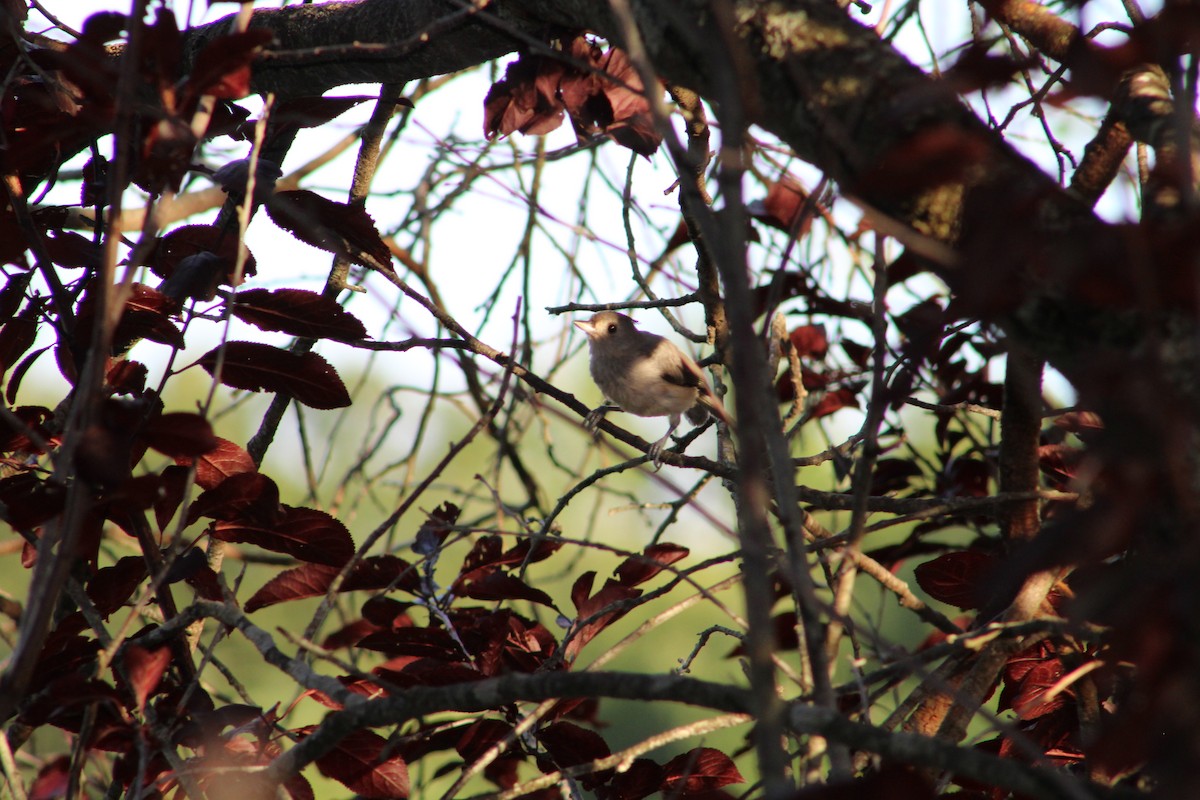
0,207 -> 28,269
187,471 -> 281,525
146,223 -> 256,284
361,596 -> 415,630
566,573 -> 641,661
198,341 -> 352,410
1009,658 -> 1069,720
913,550 -> 996,610
20,673 -> 128,743
28,756 -> 70,800
939,457 -> 990,498
0,272 -> 32,321
501,535 -> 563,567
661,748 -> 745,793
284,772 -> 315,800
1038,443 -> 1085,488
895,298 -> 946,363
154,464 -> 190,531
456,535 -> 504,577
123,644 -> 171,712
134,117 -> 197,195
176,436 -> 255,490
614,543 -> 689,587
6,345 -> 51,405
231,288 -> 368,341
536,720 -> 611,768
357,627 -> 463,660
999,644 -> 1067,718
1,73 -> 105,184
0,300 -> 41,375
456,719 -> 514,761
265,190 -> 392,271
789,324 -> 829,359
43,230 -> 102,269
80,156 -> 108,207
871,458 -> 924,494
728,611 -> 799,657
141,412 -> 218,458
458,572 -> 555,607
322,618 -> 381,650
374,659 -> 485,688
297,727 -> 409,799
391,722 -> 464,763
27,629 -> 98,695
163,546 -> 207,584
0,404 -> 52,454
0,472 -> 66,530
411,504 -> 459,559
245,555 -> 416,612
87,556 -> 148,617
186,29 -> 274,101
212,505 -> 353,566
1053,411 -> 1103,436
483,53 -> 566,138
608,758 -> 663,800
104,359 -> 148,396
809,387 -> 859,419
75,283 -> 184,351
943,41 -> 1033,93
570,571 -> 597,612
484,39 -> 661,157
139,8 -> 181,90
456,609 -> 556,675
748,175 -> 818,236
587,48 -> 660,157
185,564 -> 224,601
207,99 -> 253,140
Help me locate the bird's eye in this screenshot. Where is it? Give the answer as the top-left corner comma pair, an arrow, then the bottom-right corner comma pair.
607,324 -> 617,334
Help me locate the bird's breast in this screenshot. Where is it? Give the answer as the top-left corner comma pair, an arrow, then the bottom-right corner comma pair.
592,351 -> 697,417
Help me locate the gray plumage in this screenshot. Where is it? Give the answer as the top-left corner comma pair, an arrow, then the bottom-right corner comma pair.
574,311 -> 732,466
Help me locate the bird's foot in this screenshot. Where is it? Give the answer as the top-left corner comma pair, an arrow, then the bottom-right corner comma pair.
648,436 -> 670,470
584,405 -> 614,434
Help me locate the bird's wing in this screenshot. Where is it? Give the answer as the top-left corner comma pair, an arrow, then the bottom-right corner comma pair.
657,346 -> 704,389
669,347 -> 735,426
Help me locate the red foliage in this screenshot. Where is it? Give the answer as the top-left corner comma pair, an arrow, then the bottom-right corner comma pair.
564,571 -> 641,662
198,341 -> 352,409
147,223 -> 258,287
213,506 -> 355,567
913,550 -> 997,610
299,727 -> 410,799
122,644 -> 172,712
175,436 -> 257,490
484,35 -> 661,156
614,542 -> 689,586
245,555 -> 419,612
265,189 -> 393,270
232,288 -> 369,341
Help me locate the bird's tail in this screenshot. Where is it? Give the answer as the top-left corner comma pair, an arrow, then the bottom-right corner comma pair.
689,391 -> 733,428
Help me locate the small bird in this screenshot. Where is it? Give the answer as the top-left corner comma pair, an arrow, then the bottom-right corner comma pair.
574,311 -> 732,466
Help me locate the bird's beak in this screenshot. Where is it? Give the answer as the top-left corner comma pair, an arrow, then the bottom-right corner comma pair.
574,320 -> 595,338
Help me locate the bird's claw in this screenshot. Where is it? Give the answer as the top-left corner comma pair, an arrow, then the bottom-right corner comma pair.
584,406 -> 608,434
648,436 -> 669,470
